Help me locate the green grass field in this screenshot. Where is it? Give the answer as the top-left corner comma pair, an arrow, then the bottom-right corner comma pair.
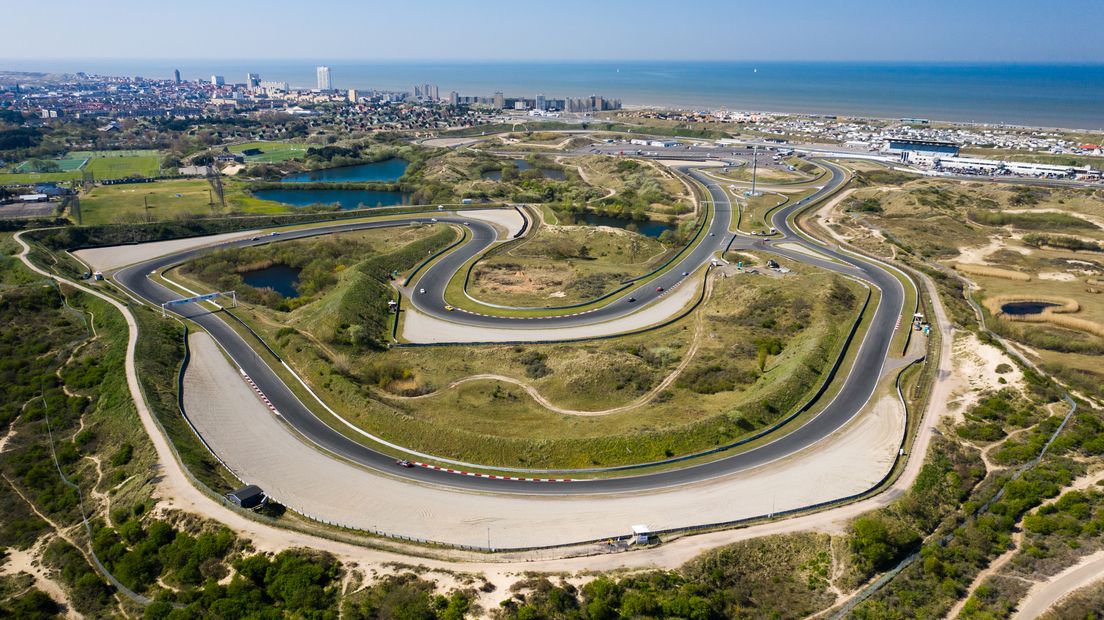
68,149 -> 159,158
77,179 -> 290,224
14,155 -> 89,172
1,150 -> 164,185
0,170 -> 82,184
85,154 -> 161,180
228,141 -> 308,163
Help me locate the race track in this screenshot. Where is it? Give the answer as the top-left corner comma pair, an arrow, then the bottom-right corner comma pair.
111,158 -> 907,496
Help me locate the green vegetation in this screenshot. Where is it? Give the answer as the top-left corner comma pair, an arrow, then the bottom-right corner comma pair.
849,361 -> 1104,618
188,257 -> 864,468
847,438 -> 984,579
343,573 -> 474,620
182,224 -> 455,348
410,149 -> 579,205
471,224 -> 669,306
846,196 -> 884,213
968,209 -> 1097,231
498,533 -> 840,620
0,589 -> 60,619
569,155 -> 694,217
955,390 -> 1044,444
1022,232 -> 1103,252
0,240 -> 157,617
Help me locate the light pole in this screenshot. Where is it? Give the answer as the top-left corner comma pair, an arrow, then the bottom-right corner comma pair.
751,146 -> 759,197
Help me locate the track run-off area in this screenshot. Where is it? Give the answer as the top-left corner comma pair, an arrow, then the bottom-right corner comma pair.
44,152 -> 926,549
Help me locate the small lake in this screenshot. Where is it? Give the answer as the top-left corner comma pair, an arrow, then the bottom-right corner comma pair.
482,159 -> 566,181
281,158 -> 409,183
1001,301 -> 1058,316
255,188 -> 412,210
580,213 -> 677,238
241,264 -> 301,298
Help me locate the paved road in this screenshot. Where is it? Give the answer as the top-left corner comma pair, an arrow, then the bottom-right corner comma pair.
112,158 -> 905,495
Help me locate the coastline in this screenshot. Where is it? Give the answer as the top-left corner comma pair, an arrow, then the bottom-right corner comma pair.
3,60 -> 1103,130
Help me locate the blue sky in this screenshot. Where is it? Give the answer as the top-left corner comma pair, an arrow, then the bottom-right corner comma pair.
3,0 -> 1102,62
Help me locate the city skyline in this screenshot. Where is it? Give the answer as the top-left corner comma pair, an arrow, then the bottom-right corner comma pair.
1,0 -> 1102,63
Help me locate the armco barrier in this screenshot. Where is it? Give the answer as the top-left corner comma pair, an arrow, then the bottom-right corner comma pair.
512,204 -> 530,238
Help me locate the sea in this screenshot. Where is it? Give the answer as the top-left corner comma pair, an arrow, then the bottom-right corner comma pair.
5,60 -> 1103,130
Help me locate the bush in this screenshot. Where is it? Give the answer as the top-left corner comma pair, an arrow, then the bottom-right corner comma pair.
517,350 -> 551,379
850,515 -> 921,573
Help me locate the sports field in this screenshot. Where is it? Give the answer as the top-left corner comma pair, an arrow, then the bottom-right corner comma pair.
228,141 -> 308,163
84,154 -> 161,179
68,149 -> 160,158
77,178 -> 290,224
0,171 -> 82,184
14,155 -> 89,172
2,150 -> 163,185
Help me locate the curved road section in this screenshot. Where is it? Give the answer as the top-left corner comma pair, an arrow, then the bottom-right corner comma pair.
112,159 -> 905,496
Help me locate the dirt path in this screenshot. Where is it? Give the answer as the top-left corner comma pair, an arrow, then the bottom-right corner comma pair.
2,472 -> 115,615
560,157 -> 617,200
0,537 -> 79,618
1013,550 -> 1104,620
392,275 -> 711,416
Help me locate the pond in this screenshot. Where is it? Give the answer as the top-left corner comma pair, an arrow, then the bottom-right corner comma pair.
254,188 -> 412,210
1001,301 -> 1058,316
579,213 -> 677,238
281,158 -> 409,183
241,264 -> 301,298
482,159 -> 566,181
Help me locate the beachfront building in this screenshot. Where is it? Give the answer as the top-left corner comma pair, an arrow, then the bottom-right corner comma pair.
316,66 -> 332,91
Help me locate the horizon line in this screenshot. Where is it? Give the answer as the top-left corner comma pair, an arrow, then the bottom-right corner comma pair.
3,57 -> 1104,65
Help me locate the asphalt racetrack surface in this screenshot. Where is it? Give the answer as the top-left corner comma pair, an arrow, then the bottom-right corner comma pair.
113,158 -> 905,496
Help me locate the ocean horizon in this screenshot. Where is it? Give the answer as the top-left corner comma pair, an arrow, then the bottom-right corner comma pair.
4,59 -> 1102,130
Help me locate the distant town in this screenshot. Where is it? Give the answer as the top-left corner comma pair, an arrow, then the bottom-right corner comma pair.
0,65 -> 621,129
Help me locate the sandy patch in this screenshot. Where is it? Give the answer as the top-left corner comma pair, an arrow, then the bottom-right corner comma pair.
946,332 -> 1024,420
954,235 -> 1031,266
0,538 -> 78,618
74,230 -> 261,272
1038,271 -> 1077,281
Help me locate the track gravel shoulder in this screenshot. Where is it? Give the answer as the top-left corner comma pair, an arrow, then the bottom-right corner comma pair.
74,230 -> 261,272
401,278 -> 700,343
183,332 -> 904,549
